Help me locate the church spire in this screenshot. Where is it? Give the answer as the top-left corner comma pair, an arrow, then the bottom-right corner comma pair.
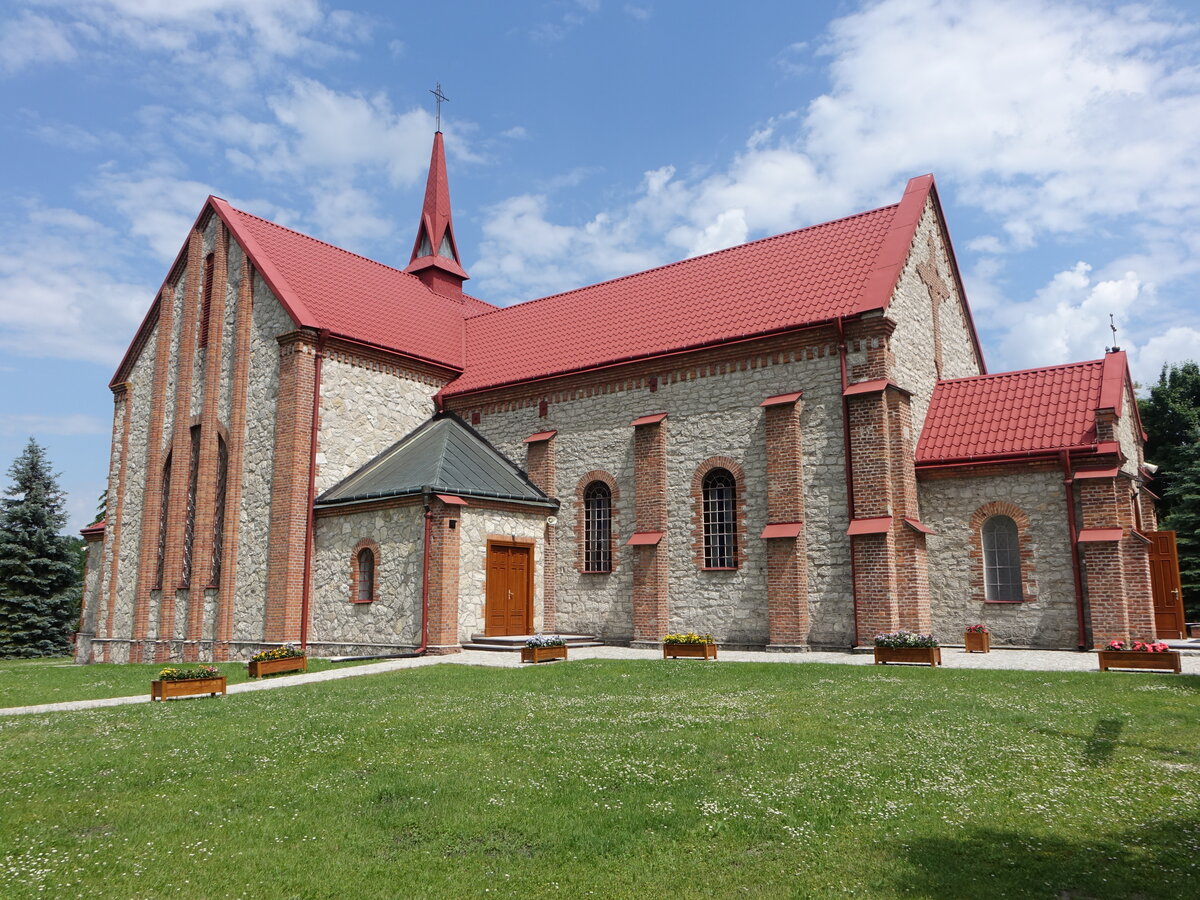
404,129 -> 469,299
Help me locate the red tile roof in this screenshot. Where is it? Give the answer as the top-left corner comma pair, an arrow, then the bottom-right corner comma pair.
447,200 -> 909,395
916,359 -> 1112,463
215,200 -> 477,369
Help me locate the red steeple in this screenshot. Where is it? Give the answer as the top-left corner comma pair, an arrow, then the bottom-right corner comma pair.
404,131 -> 468,299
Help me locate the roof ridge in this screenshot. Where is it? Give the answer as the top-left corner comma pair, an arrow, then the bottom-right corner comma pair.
228,204 -> 454,298
464,202 -> 901,321
935,358 -> 1104,386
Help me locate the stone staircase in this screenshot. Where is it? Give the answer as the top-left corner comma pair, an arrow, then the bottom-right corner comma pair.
461,633 -> 604,652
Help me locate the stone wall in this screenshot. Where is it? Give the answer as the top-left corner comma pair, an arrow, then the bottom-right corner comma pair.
1115,381 -> 1142,477
920,468 -> 1079,648
888,198 -> 982,434
457,506 -> 547,640
310,504 -> 423,651
453,332 -> 862,647
315,354 -> 446,494
230,274 -> 295,643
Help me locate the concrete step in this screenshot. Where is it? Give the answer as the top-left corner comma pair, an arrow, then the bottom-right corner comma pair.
463,634 -> 604,652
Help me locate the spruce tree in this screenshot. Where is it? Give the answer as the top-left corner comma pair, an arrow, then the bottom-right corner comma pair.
0,439 -> 80,657
1163,443 -> 1200,619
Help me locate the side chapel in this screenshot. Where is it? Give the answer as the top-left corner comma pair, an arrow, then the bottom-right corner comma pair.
75,130 -> 1186,664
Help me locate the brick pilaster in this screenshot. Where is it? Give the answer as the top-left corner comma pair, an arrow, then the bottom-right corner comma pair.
426,501 -> 462,652
888,390 -> 930,633
847,388 -> 897,643
1078,477 -> 1155,646
214,257 -> 255,660
525,436 -> 557,631
185,224 -> 230,657
155,228 -> 204,661
631,417 -> 668,643
762,396 -> 809,649
103,383 -> 132,641
263,332 -> 318,641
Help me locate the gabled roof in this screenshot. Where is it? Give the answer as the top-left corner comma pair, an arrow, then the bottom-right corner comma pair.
111,197 -> 497,386
447,196 -> 908,396
315,414 -> 555,509
916,353 -> 1134,464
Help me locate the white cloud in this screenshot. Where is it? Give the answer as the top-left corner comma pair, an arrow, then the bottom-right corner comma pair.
0,12 -> 76,74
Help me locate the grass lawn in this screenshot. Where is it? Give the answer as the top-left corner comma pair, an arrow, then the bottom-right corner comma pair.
2,660 -> 1198,899
0,655 -> 374,708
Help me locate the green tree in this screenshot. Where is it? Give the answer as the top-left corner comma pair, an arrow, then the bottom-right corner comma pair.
1139,361 -> 1200,619
0,439 -> 80,658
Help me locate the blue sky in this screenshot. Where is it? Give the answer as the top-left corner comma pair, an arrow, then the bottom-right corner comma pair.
2,0 -> 1199,533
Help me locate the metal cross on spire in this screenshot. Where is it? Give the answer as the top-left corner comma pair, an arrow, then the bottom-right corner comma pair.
430,82 -> 449,132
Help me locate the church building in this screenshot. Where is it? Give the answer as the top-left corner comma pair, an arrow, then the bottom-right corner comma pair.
74,131 -> 1183,664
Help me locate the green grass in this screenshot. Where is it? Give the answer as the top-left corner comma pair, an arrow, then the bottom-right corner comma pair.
0,655 -> 374,707
2,661 -> 1198,899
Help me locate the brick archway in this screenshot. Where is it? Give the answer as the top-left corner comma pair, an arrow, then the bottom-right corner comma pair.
690,456 -> 748,570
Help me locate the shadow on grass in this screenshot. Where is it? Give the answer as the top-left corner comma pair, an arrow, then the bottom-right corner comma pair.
1083,718 -> 1123,767
895,819 -> 1198,899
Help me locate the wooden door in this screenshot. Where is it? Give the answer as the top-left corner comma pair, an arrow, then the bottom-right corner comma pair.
485,543 -> 532,636
1147,531 -> 1186,639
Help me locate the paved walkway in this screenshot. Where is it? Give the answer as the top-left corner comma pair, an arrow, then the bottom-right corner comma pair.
3,642 -> 1197,717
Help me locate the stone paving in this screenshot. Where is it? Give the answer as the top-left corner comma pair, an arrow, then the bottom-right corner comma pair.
3,641 -> 1197,717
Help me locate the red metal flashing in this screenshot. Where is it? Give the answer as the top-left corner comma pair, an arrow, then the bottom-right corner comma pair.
843,379 -> 910,397
626,531 -> 663,546
1142,486 -> 1161,500
1073,467 -> 1120,480
853,174 -> 933,316
1076,528 -> 1123,543
902,517 -> 934,534
760,522 -> 804,539
403,132 -> 469,286
1096,441 -> 1122,457
523,430 -> 557,443
80,520 -> 106,537
760,391 -> 803,407
435,494 -> 469,506
1097,350 -> 1126,412
1130,530 -> 1153,545
847,516 -> 892,536
630,413 -> 667,427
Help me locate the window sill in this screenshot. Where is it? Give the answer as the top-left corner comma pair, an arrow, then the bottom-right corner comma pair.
350,598 -> 375,605
982,599 -> 1031,604
581,570 -> 612,576
701,567 -> 739,572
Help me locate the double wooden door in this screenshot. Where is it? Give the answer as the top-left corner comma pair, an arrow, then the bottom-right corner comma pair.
485,542 -> 532,636
1148,531 -> 1186,639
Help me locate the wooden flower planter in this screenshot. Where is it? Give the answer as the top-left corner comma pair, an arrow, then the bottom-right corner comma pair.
150,676 -> 227,701
247,656 -> 307,678
1097,650 -> 1181,674
521,645 -> 567,663
663,643 -> 718,660
873,646 -> 941,666
963,632 -> 990,653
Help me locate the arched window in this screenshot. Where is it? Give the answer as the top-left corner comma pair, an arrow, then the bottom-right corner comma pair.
356,547 -> 375,603
583,481 -> 612,573
982,515 -> 1022,602
702,468 -> 738,569
209,434 -> 228,586
154,452 -> 172,589
181,425 -> 200,586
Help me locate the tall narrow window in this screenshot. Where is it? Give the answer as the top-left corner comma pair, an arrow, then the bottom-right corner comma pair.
154,452 -> 172,589
199,253 -> 214,349
209,435 -> 228,586
181,426 -> 200,586
356,548 -> 375,603
982,515 -> 1022,602
702,468 -> 738,568
583,481 -> 612,573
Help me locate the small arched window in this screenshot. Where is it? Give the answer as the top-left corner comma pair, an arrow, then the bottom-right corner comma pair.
982,515 -> 1022,602
702,468 -> 738,569
583,481 -> 612,573
356,547 -> 375,603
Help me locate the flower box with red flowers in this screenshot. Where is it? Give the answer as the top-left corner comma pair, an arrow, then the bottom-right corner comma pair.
963,624 -> 990,653
1098,640 -> 1181,674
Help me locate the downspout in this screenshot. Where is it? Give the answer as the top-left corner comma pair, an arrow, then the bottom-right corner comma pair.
1061,450 -> 1088,649
299,328 -> 328,650
417,492 -> 433,655
837,317 -> 860,647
